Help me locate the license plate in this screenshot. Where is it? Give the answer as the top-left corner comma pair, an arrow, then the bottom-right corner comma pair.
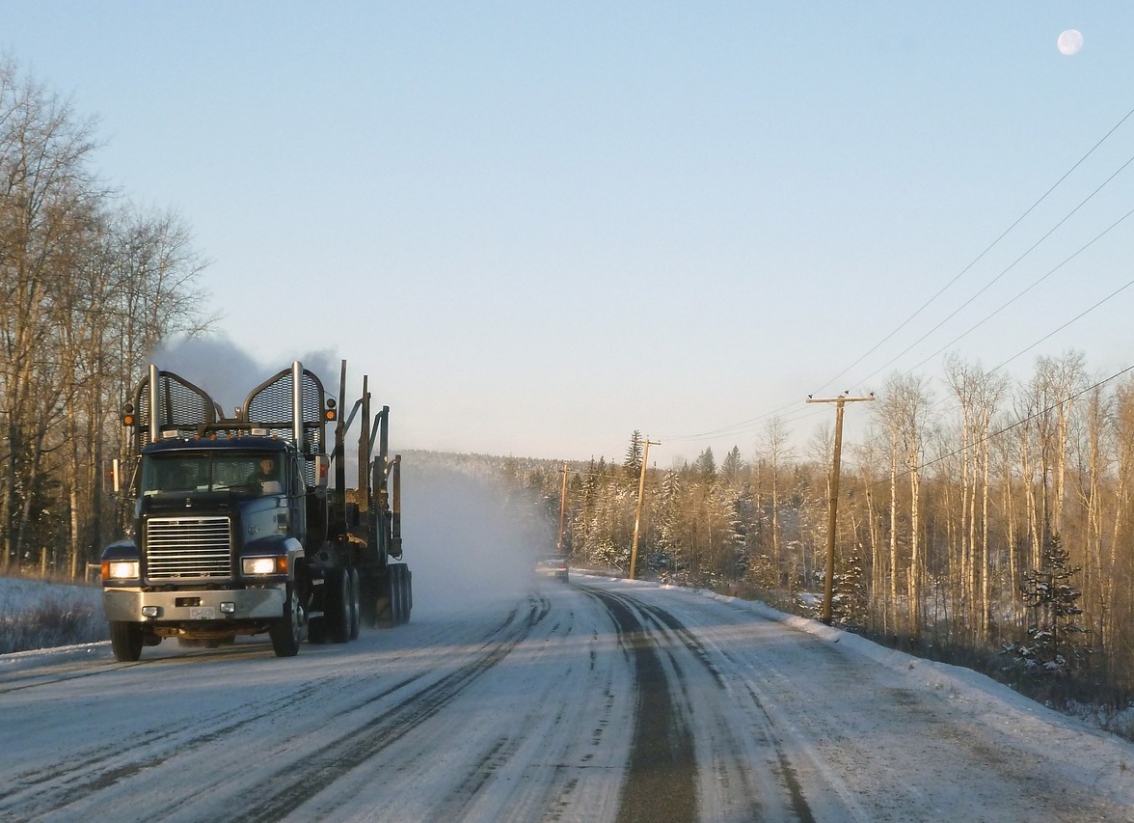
189,606 -> 216,620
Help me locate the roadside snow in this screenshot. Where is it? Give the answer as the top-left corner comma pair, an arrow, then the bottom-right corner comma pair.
0,574 -> 106,655
3,572 -> 1133,822
684,581 -> 1134,814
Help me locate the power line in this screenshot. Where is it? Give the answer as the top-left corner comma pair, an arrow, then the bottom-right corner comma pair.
854,150 -> 1134,387
656,397 -> 803,443
914,362 -> 1134,475
908,201 -> 1134,373
844,361 -> 1134,502
653,106 -> 1134,455
813,104 -> 1134,396
989,278 -> 1134,373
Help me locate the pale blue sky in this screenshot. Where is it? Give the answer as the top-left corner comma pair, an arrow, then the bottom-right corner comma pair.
5,3 -> 1133,463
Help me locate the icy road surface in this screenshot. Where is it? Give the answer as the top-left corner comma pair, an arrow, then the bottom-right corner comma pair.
1,576 -> 1132,823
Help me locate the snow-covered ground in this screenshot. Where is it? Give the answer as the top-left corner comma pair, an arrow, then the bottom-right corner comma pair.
4,460 -> 1132,822
2,572 -> 1132,823
0,574 -> 105,655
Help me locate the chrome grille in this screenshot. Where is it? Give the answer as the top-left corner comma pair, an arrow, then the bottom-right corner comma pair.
145,516 -> 233,581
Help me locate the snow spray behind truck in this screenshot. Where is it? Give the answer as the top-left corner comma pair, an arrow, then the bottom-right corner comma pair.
100,360 -> 411,660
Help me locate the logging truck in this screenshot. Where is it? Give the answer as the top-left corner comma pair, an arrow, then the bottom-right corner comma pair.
100,360 -> 411,660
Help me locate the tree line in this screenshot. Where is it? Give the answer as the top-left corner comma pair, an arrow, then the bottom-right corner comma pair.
507,351 -> 1133,700
0,60 -> 213,576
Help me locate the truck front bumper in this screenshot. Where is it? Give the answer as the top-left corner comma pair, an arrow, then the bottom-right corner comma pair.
103,586 -> 285,623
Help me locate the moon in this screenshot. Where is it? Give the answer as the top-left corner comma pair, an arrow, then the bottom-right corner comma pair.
1057,29 -> 1083,56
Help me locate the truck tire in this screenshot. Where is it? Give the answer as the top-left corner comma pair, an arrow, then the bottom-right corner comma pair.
110,621 -> 143,662
403,567 -> 413,624
387,564 -> 411,626
389,564 -> 404,625
269,583 -> 302,657
348,567 -> 361,640
328,568 -> 351,644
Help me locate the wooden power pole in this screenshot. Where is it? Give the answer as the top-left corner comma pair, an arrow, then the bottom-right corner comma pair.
806,393 -> 874,625
557,462 -> 568,554
629,437 -> 660,580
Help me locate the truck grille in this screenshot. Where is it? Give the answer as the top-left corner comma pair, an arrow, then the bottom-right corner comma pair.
145,516 -> 233,581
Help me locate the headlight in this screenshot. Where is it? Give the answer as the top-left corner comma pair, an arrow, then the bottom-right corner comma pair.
242,556 -> 286,576
104,560 -> 139,580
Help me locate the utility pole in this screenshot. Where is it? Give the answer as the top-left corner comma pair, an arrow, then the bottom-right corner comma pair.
629,436 -> 660,580
557,462 -> 568,554
806,393 -> 874,625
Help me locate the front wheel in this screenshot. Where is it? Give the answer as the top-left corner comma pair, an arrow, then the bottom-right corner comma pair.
269,583 -> 303,657
110,621 -> 143,662
389,564 -> 412,625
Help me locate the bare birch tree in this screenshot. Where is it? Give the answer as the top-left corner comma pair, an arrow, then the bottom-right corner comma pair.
874,373 -> 934,636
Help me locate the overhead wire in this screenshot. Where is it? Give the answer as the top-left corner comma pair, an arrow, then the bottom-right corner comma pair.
650,105 -> 1134,455
989,279 -> 1134,373
913,362 -> 1134,476
851,150 -> 1134,388
907,201 -> 1134,374
849,257 -> 1134,465
840,360 -> 1134,504
656,396 -> 820,444
813,104 -> 1134,395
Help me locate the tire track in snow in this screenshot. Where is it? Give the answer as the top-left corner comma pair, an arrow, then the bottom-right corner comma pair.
0,658 -> 149,695
0,604 -> 539,823
228,595 -> 552,823
584,585 -> 828,823
586,589 -> 697,823
636,590 -> 879,822
0,674 -> 352,819
635,599 -> 817,823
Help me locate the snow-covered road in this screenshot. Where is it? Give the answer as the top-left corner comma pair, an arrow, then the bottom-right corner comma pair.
1,575 -> 1132,823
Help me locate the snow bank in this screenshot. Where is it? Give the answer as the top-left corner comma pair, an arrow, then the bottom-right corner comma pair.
0,575 -> 106,655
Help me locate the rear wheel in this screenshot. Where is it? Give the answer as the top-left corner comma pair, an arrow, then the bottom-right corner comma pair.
269,583 -> 302,657
388,564 -> 412,625
389,565 -> 404,625
399,566 -> 413,625
348,567 -> 361,640
110,621 -> 143,662
308,615 -> 327,644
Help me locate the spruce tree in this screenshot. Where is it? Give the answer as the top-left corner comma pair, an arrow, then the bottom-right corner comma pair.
623,431 -> 643,477
1015,533 -> 1090,675
831,554 -> 867,629
694,447 -> 716,481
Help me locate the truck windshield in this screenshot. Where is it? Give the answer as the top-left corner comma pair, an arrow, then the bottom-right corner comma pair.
140,453 -> 283,496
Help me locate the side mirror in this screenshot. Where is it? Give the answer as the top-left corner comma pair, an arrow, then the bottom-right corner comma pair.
105,459 -> 122,497
313,454 -> 330,489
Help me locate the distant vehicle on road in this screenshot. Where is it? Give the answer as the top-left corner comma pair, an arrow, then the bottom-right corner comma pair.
535,555 -> 569,582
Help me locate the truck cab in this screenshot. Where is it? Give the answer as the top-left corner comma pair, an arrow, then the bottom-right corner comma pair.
102,437 -> 312,659
100,360 -> 406,662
